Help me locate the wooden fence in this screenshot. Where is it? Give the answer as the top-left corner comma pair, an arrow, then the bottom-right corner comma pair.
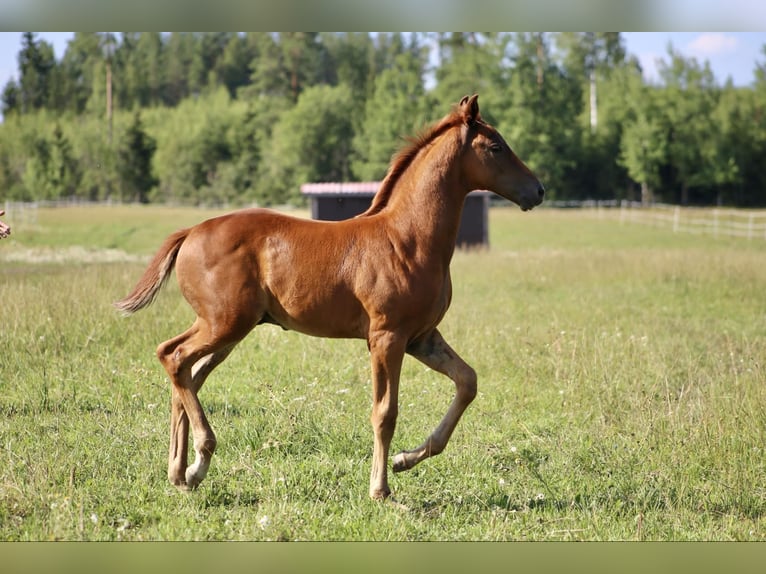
3,200 -> 39,227
548,200 -> 766,241
619,204 -> 766,240
6,199 -> 766,241
3,198 -> 125,228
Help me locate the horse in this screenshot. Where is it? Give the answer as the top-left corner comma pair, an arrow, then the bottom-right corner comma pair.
115,94 -> 544,500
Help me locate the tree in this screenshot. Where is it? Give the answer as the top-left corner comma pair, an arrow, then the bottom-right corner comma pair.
657,46 -> 719,204
247,33 -> 324,103
50,124 -> 81,197
222,98 -> 290,206
352,52 -> 431,181
18,33 -> 56,113
431,33 -> 509,118
2,32 -> 766,207
556,34 -> 635,199
114,33 -> 140,109
261,84 -> 354,204
706,81 -> 748,205
164,33 -> 194,105
742,46 -> 766,206
556,33 -> 626,133
1,79 -> 20,117
496,33 -> 581,200
57,32 -> 102,114
218,34 -> 253,98
320,32 -> 377,130
619,84 -> 668,204
243,33 -> 285,100
135,33 -> 166,107
118,111 -> 157,202
22,124 -> 80,199
187,32 -> 233,96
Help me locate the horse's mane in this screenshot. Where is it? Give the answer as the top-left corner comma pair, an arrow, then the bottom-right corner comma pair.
359,108 -> 466,217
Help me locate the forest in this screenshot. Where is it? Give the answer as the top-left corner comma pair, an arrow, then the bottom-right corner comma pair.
1,32 -> 765,207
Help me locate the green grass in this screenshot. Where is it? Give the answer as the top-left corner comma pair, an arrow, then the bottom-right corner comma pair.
1,205 -> 765,540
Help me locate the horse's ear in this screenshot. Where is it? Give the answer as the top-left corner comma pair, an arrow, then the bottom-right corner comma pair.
459,94 -> 480,125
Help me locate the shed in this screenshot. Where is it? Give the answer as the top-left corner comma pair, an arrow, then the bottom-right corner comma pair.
301,182 -> 491,248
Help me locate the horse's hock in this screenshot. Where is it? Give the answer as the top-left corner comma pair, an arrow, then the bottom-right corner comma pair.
302,182 -> 491,248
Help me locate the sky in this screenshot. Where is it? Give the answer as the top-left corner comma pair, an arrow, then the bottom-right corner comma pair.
0,32 -> 764,107
621,32 -> 765,85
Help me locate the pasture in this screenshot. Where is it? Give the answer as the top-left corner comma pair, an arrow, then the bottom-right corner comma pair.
1,204 -> 765,541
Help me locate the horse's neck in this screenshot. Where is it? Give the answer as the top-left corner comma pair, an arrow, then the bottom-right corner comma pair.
381,136 -> 468,265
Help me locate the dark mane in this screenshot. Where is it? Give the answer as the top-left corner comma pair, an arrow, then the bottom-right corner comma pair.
359,110 -> 464,217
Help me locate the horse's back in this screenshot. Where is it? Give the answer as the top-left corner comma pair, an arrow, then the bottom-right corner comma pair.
175,207 -> 374,339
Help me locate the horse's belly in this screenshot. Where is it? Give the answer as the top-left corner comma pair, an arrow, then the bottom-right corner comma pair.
263,284 -> 368,340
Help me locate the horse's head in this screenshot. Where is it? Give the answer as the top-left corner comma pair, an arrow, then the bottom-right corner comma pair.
457,94 -> 544,211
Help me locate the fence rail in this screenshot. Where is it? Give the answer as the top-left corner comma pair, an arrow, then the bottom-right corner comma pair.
5,199 -> 766,241
3,198 -> 129,228
3,200 -> 40,227
547,200 -> 766,241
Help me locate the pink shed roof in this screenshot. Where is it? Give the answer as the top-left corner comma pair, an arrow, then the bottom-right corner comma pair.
301,182 -> 380,195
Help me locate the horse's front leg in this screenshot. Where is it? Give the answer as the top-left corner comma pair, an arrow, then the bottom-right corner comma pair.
367,330 -> 406,499
393,329 -> 477,473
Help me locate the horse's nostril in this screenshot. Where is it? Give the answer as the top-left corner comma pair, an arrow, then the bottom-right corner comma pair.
538,184 -> 545,199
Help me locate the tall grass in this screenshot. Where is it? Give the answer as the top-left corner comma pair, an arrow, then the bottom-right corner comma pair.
1,206 -> 764,540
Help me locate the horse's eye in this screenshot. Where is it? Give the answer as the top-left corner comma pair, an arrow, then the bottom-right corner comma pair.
489,143 -> 502,153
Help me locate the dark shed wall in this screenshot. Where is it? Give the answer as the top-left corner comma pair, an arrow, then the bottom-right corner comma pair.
310,195 -> 373,221
305,189 -> 489,248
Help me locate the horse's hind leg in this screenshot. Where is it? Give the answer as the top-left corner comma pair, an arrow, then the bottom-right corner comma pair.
168,384 -> 190,488
167,346 -> 235,489
158,319 -> 239,491
161,329 -> 194,487
393,329 -> 477,473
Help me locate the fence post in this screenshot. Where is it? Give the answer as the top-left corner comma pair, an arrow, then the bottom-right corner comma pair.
713,209 -> 719,238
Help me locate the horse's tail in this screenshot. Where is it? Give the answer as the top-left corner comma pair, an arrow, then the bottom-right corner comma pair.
114,228 -> 190,315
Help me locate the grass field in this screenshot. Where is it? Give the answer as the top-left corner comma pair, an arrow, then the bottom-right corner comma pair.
1,204 -> 765,541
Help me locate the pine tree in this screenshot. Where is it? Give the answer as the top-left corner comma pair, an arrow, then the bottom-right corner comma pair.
1,79 -> 20,117
218,34 -> 253,98
352,51 -> 431,181
164,33 -> 194,105
118,111 -> 157,203
58,32 -> 102,114
18,32 -> 56,112
49,124 -> 81,198
261,84 -> 354,203
496,33 -> 581,200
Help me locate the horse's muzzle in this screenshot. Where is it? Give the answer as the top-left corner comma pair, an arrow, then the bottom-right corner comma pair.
521,184 -> 545,211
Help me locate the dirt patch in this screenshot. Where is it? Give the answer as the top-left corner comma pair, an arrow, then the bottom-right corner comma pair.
0,244 -> 149,264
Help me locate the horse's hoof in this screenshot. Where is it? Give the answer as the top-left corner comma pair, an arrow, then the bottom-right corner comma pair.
392,452 -> 410,473
185,474 -> 203,490
369,487 -> 391,500
169,473 -> 193,492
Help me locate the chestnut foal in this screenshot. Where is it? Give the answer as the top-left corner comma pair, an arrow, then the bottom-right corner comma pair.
116,95 -> 544,499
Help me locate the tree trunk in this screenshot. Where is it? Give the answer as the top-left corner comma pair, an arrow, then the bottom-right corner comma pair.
640,182 -> 652,205
106,61 -> 113,144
